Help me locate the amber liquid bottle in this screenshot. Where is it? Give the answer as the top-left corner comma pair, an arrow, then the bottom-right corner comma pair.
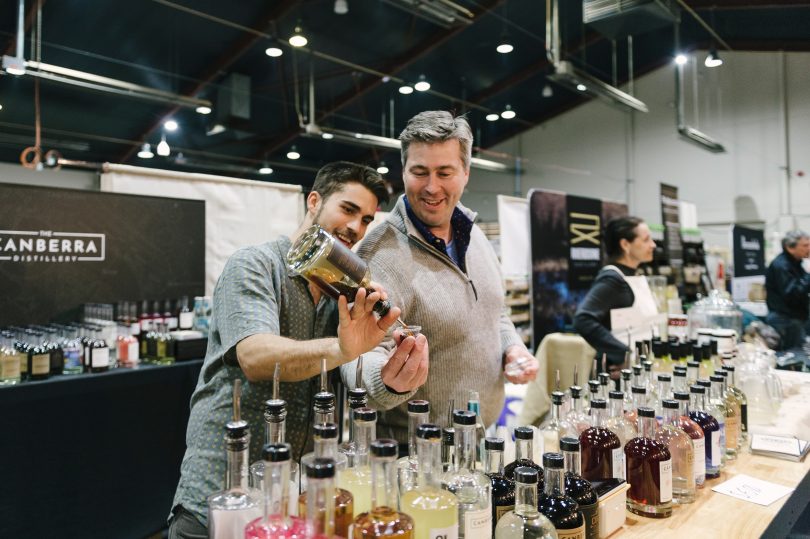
579,399 -> 621,482
560,437 -> 599,539
624,407 -> 673,518
537,453 -> 586,539
484,437 -> 515,531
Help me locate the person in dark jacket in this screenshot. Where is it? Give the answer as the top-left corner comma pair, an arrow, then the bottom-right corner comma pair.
765,230 -> 810,350
573,216 -> 656,376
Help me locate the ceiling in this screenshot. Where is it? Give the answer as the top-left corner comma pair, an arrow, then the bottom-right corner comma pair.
0,0 -> 808,193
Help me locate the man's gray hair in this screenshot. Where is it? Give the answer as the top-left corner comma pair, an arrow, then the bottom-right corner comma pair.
782,230 -> 809,250
399,110 -> 473,171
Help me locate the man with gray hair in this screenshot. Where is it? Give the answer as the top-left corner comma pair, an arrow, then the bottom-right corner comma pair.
340,110 -> 538,450
765,230 -> 810,349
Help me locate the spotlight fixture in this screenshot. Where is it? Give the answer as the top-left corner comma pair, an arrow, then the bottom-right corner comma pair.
289,24 -> 308,47
376,162 -> 389,175
398,84 -> 414,95
576,83 -> 587,92
157,134 -> 171,157
414,75 -> 430,92
334,0 -> 349,14
675,54 -> 688,66
321,133 -> 334,139
287,146 -> 301,160
164,119 -> 178,132
258,163 -> 274,175
195,105 -> 212,115
542,84 -> 553,98
137,143 -> 154,159
486,113 -> 499,121
496,33 -> 514,54
265,44 -> 283,58
705,49 -> 723,68
500,105 -> 516,119
2,55 -> 25,76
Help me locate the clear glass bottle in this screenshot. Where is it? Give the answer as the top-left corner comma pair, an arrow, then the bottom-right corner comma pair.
401,424 -> 459,539
605,390 -> 636,481
303,458 -> 343,539
60,326 -> 83,375
163,298 -> 178,331
672,367 -> 687,395
579,399 -> 622,482
716,370 -> 743,452
504,427 -> 543,482
398,400 -> 431,496
560,438 -> 598,539
620,370 -> 634,413
250,398 -> 299,515
27,331 -> 51,380
687,385 -> 721,479
154,322 -> 175,365
722,365 -> 748,443
538,453 -> 586,539
625,385 -> 647,426
484,437 -> 515,532
467,391 -> 488,467
565,386 -> 591,434
352,439 -> 414,538
0,331 -> 22,385
653,374 -> 672,418
686,359 -> 700,388
178,295 -> 194,330
657,400 -> 695,504
341,386 -> 369,467
673,391 -> 705,489
710,374 -> 738,460
586,380 -> 601,412
698,379 -> 727,467
442,427 -> 457,473
642,361 -> 656,398
244,443 -> 305,539
337,407 -> 377,516
314,390 -> 337,426
598,372 -> 611,400
494,467 -> 557,539
624,407 -> 672,518
541,391 -> 576,454
207,419 -> 262,538
441,410 -> 492,539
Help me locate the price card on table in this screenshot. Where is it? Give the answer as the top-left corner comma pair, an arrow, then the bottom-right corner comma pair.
711,474 -> 795,506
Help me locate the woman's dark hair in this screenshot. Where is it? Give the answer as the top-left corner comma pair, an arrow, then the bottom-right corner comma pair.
604,216 -> 644,259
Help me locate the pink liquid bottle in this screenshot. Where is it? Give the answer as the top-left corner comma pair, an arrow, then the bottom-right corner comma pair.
245,443 -> 306,538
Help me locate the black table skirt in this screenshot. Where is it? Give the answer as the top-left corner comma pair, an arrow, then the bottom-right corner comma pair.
0,360 -> 203,539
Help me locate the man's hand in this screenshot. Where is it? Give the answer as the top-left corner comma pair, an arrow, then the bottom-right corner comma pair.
380,329 -> 429,393
503,345 -> 539,384
336,287 -> 401,362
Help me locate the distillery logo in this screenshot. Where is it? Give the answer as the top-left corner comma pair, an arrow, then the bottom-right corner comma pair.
0,229 -> 105,263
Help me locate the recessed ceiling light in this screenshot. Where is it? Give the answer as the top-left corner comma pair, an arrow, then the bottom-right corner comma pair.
414,75 -> 430,92
486,113 -> 499,121
195,105 -> 212,115
164,120 -> 178,132
399,85 -> 414,95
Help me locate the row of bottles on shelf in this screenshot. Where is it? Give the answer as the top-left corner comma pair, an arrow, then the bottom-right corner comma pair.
0,297 -> 202,385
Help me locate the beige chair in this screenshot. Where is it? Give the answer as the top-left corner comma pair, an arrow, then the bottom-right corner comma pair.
515,332 -> 596,427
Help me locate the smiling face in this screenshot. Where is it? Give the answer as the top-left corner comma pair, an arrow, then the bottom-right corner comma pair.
403,139 -> 470,241
307,181 -> 379,249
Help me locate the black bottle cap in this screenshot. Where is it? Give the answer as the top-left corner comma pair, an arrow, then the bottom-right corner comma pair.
543,452 -> 565,469
598,372 -> 610,384
656,373 -> 672,382
609,390 -> 624,400
560,437 -> 580,452
673,366 -> 686,375
590,398 -> 607,409
262,442 -> 290,462
514,426 -> 534,440
453,410 -> 476,426
690,385 -> 706,394
515,466 -> 539,484
671,342 -> 681,358
662,399 -> 679,409
682,342 -> 693,356
687,360 -> 700,368
551,391 -> 565,405
710,375 -> 724,383
643,361 -> 653,371
638,407 -> 655,418
408,400 -> 430,414
347,387 -> 368,404
652,341 -> 662,356
621,369 -> 632,380
370,439 -> 398,457
588,380 -> 601,392
314,391 -> 335,408
416,424 -> 441,440
631,385 -> 646,395
485,437 -> 505,451
702,344 -> 712,360
710,340 -> 718,354
314,423 -> 338,439
570,385 -> 582,398
697,379 -> 712,388
354,407 -> 377,422
306,457 -> 335,478
632,365 -> 642,375
443,427 -> 455,444
225,420 -> 249,439
673,391 -> 690,401
693,349 -> 703,362
716,370 -> 728,378
723,365 -> 735,372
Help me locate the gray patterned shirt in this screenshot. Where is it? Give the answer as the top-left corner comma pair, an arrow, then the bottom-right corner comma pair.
171,236 -> 337,526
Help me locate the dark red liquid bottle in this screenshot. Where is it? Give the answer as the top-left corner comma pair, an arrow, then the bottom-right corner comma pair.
624,407 -> 673,518
579,399 -> 621,482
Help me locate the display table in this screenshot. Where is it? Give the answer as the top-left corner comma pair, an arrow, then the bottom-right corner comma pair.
0,360 -> 203,539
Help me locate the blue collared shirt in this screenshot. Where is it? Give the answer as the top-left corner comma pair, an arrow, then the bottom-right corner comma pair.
404,196 -> 473,272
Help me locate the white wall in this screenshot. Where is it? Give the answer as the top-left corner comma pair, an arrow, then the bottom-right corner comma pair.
464,50 -> 810,255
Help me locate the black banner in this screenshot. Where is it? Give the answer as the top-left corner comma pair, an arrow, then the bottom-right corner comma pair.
660,183 -> 682,269
0,183 -> 205,325
567,194 -> 603,290
732,226 -> 766,277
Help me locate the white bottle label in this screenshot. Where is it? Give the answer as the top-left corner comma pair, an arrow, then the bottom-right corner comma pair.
693,437 -> 706,481
179,311 -> 194,329
92,348 -> 110,368
430,524 -> 459,539
659,459 -> 673,503
167,316 -> 178,330
1,358 -> 20,379
130,322 -> 140,336
463,507 -> 491,539
711,430 -> 722,467
128,341 -> 139,362
557,525 -> 586,539
612,447 -> 625,480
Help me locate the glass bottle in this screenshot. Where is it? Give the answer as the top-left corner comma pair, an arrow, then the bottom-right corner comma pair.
651,341 -> 672,375
178,295 -> 194,330
560,438 -> 598,539
653,374 -> 672,418
624,407 -> 672,518
504,427 -> 543,482
441,410 -> 492,539
687,385 -> 721,479
352,439 -> 414,538
586,380 -> 601,410
299,424 -> 353,537
467,391 -> 488,466
642,361 -> 656,399
398,400 -> 431,496
88,326 -> 110,373
631,364 -> 643,389
304,458 -> 342,539
579,399 -> 621,482
722,365 -> 748,443
672,367 -> 687,395
401,424 -> 459,539
598,372 -> 611,400
251,398 -> 299,515
686,359 -> 700,388
698,379 -> 727,467
710,374 -> 739,460
541,391 -> 576,454
164,298 -> 178,331
27,331 -> 51,381
716,369 -> 743,452
698,344 -> 714,380
657,400 -> 695,504
442,427 -> 457,473
672,391 -> 705,489
43,327 -> 64,376
244,443 -> 305,539
565,386 -> 591,434
207,419 -> 262,538
337,407 -> 377,516
0,332 -> 22,385
484,437 -> 515,530
494,467 -> 557,539
605,391 -> 635,481
314,391 -> 337,425
341,386 -> 369,467
620,370 -> 634,413
625,386 -> 647,426
538,453 -> 586,539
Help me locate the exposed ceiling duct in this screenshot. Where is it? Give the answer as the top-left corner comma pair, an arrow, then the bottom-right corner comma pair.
380,0 -> 474,28
583,0 -> 679,39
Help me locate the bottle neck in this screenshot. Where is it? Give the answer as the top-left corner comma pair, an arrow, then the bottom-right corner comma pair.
609,398 -> 624,417
315,437 -> 339,460
515,482 -> 539,517
408,411 -> 430,459
622,377 -> 631,394
658,380 -> 671,398
315,409 -> 335,425
543,467 -> 566,496
353,419 -> 376,467
515,437 -> 534,461
590,406 -> 607,428
663,407 -> 680,426
638,416 -> 658,438
454,423 -> 477,471
678,398 -> 690,417
267,415 -> 286,445
484,447 -> 505,475
442,430 -> 456,472
572,394 -> 583,413
562,449 -> 581,475
416,438 -> 443,489
225,440 -> 250,492
264,460 -> 291,520
550,400 -> 561,422
633,391 -> 646,410
371,455 -> 398,509
306,476 -> 335,537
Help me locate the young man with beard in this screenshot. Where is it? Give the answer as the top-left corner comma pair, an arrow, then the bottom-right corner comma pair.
169,161 -> 427,538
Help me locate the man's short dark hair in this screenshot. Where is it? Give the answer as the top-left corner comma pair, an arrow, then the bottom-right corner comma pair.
311,161 -> 390,206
